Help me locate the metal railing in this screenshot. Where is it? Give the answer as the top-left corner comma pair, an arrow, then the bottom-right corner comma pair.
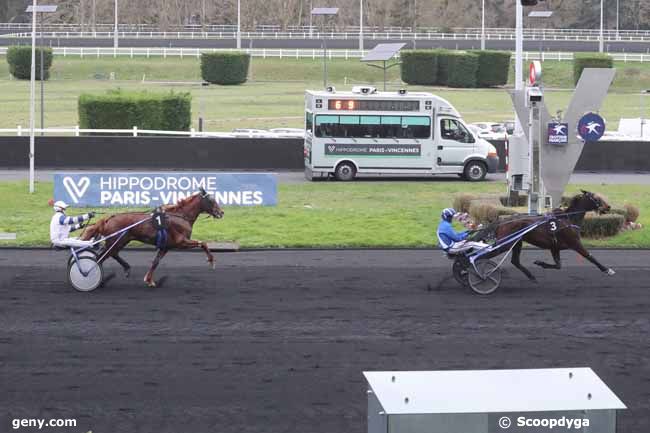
1,46 -> 649,62
0,126 -> 249,138
4,29 -> 650,42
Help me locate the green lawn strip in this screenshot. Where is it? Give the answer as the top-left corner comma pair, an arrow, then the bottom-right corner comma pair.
1,56 -> 649,130
0,181 -> 647,248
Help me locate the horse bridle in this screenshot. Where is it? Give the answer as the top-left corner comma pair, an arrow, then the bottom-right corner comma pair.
583,192 -> 606,213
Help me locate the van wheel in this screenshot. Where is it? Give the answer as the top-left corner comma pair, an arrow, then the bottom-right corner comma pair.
463,161 -> 487,181
334,162 -> 356,181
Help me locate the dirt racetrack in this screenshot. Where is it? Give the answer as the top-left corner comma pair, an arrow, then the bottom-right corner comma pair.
1,249 -> 649,433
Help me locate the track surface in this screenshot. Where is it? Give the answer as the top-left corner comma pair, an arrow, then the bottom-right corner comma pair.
1,249 -> 649,433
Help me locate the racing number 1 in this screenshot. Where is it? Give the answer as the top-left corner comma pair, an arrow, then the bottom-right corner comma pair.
156,215 -> 162,226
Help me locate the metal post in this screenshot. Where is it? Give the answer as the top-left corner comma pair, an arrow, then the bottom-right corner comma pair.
616,0 -> 619,38
236,0 -> 241,49
323,37 -> 327,88
599,0 -> 604,53
481,0 -> 485,50
359,0 -> 363,51
92,0 -> 96,33
528,99 -> 541,214
413,0 -> 417,49
309,0 -> 313,38
40,15 -> 44,136
29,0 -> 37,193
113,0 -> 118,49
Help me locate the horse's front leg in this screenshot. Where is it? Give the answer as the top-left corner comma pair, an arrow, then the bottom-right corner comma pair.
573,241 -> 615,276
144,249 -> 168,287
178,239 -> 215,269
534,247 -> 562,270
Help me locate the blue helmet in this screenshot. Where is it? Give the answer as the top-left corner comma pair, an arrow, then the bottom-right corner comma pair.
441,208 -> 456,221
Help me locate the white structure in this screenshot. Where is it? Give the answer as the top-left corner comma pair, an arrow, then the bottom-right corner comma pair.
365,368 -> 626,433
304,87 -> 498,181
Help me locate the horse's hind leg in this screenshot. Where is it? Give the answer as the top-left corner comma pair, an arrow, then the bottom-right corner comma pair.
113,254 -> 131,278
573,241 -> 615,276
534,247 -> 562,270
511,240 -> 536,281
100,237 -> 132,277
144,249 -> 168,287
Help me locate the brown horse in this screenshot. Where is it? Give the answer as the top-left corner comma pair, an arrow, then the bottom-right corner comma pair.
81,188 -> 224,287
491,190 -> 615,281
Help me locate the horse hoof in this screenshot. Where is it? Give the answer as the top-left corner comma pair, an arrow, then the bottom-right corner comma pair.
210,261 -> 216,270
146,281 -> 156,288
533,260 -> 544,267
606,268 -> 616,276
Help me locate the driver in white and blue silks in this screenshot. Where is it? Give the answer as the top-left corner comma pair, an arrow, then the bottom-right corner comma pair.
49,201 -> 96,249
437,208 -> 488,254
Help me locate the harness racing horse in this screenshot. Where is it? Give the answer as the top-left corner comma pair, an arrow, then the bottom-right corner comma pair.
81,188 -> 224,287
492,190 -> 615,281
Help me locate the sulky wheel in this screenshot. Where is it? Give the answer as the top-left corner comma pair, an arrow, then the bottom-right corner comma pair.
467,259 -> 501,295
67,249 -> 98,268
452,256 -> 470,287
68,256 -> 103,292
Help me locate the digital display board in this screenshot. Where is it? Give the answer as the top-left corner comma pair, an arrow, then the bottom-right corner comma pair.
328,99 -> 420,111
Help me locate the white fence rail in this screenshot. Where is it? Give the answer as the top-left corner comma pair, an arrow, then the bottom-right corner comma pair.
0,126 -> 297,138
1,47 -> 649,62
4,30 -> 650,43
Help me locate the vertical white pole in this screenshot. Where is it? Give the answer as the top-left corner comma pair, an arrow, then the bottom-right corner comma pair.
413,0 -> 417,49
515,1 -> 523,93
114,0 -> 118,49
616,0 -> 619,38
481,0 -> 485,50
237,0 -> 241,49
309,0 -> 313,38
29,0 -> 37,193
359,0 -> 363,51
599,0 -> 604,53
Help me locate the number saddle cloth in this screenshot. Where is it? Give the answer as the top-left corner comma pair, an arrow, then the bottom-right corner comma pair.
151,208 -> 169,250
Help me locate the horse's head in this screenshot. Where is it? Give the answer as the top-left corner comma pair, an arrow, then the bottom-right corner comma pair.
198,187 -> 224,219
579,190 -> 611,214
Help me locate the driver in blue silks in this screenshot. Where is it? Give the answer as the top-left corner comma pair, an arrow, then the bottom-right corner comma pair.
437,208 -> 487,254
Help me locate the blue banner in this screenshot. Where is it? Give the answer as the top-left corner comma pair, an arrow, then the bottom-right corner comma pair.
54,172 -> 277,207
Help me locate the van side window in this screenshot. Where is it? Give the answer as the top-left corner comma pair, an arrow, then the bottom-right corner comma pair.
440,119 -> 473,143
315,115 -> 431,139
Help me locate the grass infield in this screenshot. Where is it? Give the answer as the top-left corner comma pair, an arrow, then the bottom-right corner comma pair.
0,181 -> 647,248
1,56 -> 650,130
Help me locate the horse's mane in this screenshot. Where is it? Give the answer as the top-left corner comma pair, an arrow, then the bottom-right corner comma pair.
163,193 -> 199,212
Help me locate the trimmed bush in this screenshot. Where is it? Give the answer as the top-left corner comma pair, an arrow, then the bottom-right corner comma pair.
400,50 -> 439,85
469,200 -> 518,225
573,53 -> 613,85
78,89 -> 191,131
581,213 -> 624,238
623,204 -> 640,223
469,50 -> 511,87
6,46 -> 53,80
439,51 -> 479,88
453,193 -> 478,214
201,52 -> 250,85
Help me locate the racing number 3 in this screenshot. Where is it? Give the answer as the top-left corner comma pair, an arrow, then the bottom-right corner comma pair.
549,221 -> 557,232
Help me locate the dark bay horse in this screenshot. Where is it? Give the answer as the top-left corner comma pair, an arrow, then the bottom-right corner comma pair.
81,188 -> 224,287
492,190 -> 615,281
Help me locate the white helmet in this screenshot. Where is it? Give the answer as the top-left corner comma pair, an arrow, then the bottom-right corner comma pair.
53,200 -> 68,212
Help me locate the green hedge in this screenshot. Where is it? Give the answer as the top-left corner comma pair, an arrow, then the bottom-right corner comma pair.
400,50 -> 439,85
6,46 -> 53,80
78,90 -> 192,131
581,213 -> 624,238
573,53 -> 613,85
201,52 -> 250,85
445,51 -> 479,87
469,50 -> 511,87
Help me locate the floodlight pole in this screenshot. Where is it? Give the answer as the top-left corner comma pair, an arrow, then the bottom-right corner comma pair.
40,14 -> 44,136
236,0 -> 241,49
113,0 -> 118,49
599,0 -> 604,53
476,0 -> 480,50
29,0 -> 37,193
359,0 -> 363,51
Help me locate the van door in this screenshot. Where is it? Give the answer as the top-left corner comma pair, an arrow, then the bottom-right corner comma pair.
436,117 -> 475,171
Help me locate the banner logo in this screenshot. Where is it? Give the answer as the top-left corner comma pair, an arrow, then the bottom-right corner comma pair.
324,143 -> 421,156
54,173 -> 277,207
62,176 -> 90,203
547,122 -> 568,145
577,112 -> 606,142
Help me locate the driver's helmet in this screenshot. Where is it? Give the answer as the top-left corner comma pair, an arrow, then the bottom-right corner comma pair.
441,208 -> 456,222
53,200 -> 69,213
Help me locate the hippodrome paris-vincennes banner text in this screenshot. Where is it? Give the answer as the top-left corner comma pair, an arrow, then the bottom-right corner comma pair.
54,172 -> 277,207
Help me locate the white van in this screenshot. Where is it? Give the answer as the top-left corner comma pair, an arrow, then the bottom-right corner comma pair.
304,87 -> 498,181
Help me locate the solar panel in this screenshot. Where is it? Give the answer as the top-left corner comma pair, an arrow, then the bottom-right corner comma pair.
26,5 -> 58,13
361,43 -> 406,62
528,10 -> 553,18
311,7 -> 339,15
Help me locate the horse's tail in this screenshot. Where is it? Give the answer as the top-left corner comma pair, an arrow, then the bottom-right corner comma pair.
81,218 -> 107,241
